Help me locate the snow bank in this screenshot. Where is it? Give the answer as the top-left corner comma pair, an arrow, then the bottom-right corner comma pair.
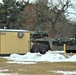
62,55 -> 76,62
4,51 -> 76,63
35,52 -> 66,62
9,52 -> 40,61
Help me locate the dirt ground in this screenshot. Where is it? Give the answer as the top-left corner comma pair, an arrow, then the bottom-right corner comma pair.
0,57 -> 76,75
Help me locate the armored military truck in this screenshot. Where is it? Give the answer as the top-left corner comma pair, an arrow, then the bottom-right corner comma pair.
30,31 -> 76,54
30,31 -> 56,54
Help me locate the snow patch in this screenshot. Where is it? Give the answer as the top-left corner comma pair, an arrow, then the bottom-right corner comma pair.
3,51 -> 76,63
0,69 -> 9,72
9,52 -> 40,61
50,70 -> 76,75
0,73 -> 18,75
35,52 -> 66,62
7,61 -> 36,64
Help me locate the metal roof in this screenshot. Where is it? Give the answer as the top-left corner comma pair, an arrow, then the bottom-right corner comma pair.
0,29 -> 29,32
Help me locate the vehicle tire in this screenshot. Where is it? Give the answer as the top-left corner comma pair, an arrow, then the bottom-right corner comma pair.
30,43 -> 39,53
39,43 -> 48,54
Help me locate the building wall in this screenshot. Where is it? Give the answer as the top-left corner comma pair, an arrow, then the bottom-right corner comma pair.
0,31 -> 30,54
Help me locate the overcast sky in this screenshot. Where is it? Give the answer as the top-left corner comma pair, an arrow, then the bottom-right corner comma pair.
0,0 -> 2,3
0,0 -> 76,21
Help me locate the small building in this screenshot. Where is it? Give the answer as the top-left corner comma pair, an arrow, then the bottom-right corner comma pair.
0,29 -> 30,54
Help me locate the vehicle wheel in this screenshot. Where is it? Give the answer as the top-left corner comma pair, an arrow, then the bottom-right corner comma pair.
39,43 -> 48,54
30,43 -> 39,53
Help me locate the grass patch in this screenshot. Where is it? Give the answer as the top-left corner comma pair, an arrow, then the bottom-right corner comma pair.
0,59 -> 76,75
0,58 -> 8,62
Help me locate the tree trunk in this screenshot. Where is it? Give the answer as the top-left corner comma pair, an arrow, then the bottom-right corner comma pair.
50,24 -> 56,38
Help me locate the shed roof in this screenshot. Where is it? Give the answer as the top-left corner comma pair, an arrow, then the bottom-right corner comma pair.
0,29 -> 29,32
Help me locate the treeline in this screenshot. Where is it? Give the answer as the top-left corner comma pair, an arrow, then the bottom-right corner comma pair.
0,0 -> 76,38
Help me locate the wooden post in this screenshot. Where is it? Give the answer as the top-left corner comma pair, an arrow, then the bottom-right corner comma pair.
64,44 -> 66,53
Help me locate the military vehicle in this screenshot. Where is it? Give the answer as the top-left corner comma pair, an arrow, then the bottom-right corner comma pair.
30,31 -> 76,54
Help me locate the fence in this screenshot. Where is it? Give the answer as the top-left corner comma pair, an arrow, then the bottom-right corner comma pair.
52,44 -> 76,53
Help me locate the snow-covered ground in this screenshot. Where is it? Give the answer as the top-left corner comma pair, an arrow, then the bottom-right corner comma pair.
3,51 -> 76,63
1,51 -> 76,75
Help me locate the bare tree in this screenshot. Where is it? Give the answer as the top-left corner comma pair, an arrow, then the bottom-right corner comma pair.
33,0 -> 72,38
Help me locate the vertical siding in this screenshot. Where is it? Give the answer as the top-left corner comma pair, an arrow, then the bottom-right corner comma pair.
0,32 -> 1,53
0,31 -> 30,54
